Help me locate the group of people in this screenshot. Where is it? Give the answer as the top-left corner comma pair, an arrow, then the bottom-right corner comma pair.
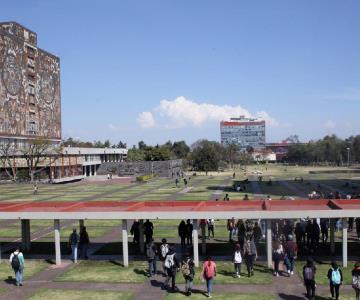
145,237 -> 216,298
68,226 -> 90,263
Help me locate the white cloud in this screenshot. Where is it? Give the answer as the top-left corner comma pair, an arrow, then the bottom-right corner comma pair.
155,96 -> 279,128
323,120 -> 336,129
137,111 -> 156,128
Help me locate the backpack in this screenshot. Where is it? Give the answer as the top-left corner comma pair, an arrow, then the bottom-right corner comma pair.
164,253 -> 175,269
11,253 -> 20,271
70,233 -> 78,245
146,244 -> 155,259
160,244 -> 169,259
331,268 -> 341,285
304,267 -> 314,280
287,243 -> 296,258
181,260 -> 191,276
204,262 -> 215,279
352,275 -> 360,290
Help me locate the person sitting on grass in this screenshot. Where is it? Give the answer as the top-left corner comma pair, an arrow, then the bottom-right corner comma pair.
327,260 -> 343,300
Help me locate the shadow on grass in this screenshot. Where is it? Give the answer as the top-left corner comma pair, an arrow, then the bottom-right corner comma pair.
278,293 -> 305,300
134,268 -> 148,277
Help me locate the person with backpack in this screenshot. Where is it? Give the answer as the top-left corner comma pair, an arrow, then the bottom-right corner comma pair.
9,247 -> 24,286
146,238 -> 158,277
272,239 -> 284,277
163,246 -> 179,291
181,251 -> 195,296
284,234 -> 297,276
202,256 -> 216,298
327,261 -> 343,300
303,258 -> 316,300
243,235 -> 257,277
79,226 -> 90,259
159,238 -> 169,276
352,262 -> 360,300
233,243 -> 242,278
68,228 -> 79,263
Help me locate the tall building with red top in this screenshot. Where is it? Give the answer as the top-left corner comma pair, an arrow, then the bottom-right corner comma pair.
220,116 -> 265,150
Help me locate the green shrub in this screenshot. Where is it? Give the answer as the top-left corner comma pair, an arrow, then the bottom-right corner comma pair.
136,174 -> 154,182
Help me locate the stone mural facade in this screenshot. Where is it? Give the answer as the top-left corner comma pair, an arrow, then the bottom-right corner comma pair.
0,22 -> 61,141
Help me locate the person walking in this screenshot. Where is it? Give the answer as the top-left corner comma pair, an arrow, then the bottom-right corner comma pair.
201,256 -> 217,298
159,238 -> 169,276
79,226 -> 90,259
130,220 -> 140,244
208,219 -> 215,239
163,246 -> 180,291
303,258 -> 316,300
181,251 -> 195,296
178,220 -> 187,247
68,228 -> 79,263
243,235 -> 257,277
227,218 -> 236,242
352,262 -> 360,300
143,219 -> 154,244
185,219 -> 193,245
9,247 -> 24,286
146,238 -> 158,277
327,261 -> 343,300
284,235 -> 297,276
272,239 -> 284,276
233,243 -> 242,278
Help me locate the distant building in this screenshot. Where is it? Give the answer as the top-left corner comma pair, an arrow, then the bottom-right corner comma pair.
220,116 -> 265,150
0,21 -> 61,146
266,141 -> 297,161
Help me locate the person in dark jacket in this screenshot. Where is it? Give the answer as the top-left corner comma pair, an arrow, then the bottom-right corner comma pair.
303,258 -> 316,300
243,235 -> 257,277
284,235 -> 298,276
185,219 -> 193,245
327,261 -> 343,300
178,220 -> 187,247
146,238 -> 158,277
163,246 -> 180,291
130,220 -> 140,244
143,219 -> 154,244
352,262 -> 360,300
79,226 -> 90,259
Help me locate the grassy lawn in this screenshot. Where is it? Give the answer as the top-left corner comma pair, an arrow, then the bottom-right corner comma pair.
55,261 -> 148,283
296,261 -> 353,285
166,293 -> 276,300
27,289 -> 133,300
190,262 -> 272,285
0,260 -> 49,281
0,287 -> 7,293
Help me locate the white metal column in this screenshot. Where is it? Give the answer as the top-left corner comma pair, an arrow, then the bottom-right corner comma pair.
122,220 -> 129,267
266,219 -> 272,268
54,219 -> 61,265
193,219 -> 199,267
342,218 -> 348,267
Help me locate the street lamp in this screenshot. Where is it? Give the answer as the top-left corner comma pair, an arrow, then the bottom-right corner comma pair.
346,147 -> 350,167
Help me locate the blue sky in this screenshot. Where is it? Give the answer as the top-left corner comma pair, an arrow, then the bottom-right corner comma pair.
2,0 -> 360,147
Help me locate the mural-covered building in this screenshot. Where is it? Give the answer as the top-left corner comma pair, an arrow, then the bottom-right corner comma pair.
0,21 -> 61,146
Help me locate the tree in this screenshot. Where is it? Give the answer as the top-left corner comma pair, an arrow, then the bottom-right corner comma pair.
225,143 -> 239,168
21,138 -> 62,182
138,141 -> 147,150
0,140 -> 18,180
285,135 -> 300,144
172,141 -> 190,159
190,140 -> 222,175
114,141 -> 127,148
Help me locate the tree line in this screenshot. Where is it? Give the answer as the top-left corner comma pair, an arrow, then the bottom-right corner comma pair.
285,135 -> 360,165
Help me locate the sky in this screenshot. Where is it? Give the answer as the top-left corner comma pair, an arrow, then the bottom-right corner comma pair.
1,0 -> 360,147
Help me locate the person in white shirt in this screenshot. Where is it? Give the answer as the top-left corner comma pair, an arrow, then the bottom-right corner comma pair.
233,243 -> 242,278
208,219 -> 215,239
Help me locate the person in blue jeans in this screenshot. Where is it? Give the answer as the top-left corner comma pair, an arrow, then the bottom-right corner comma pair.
68,229 -> 79,263
9,247 -> 25,286
202,256 -> 217,298
284,235 -> 298,276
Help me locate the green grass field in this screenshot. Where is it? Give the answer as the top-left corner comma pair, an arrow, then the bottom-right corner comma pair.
0,260 -> 49,281
27,289 -> 133,300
